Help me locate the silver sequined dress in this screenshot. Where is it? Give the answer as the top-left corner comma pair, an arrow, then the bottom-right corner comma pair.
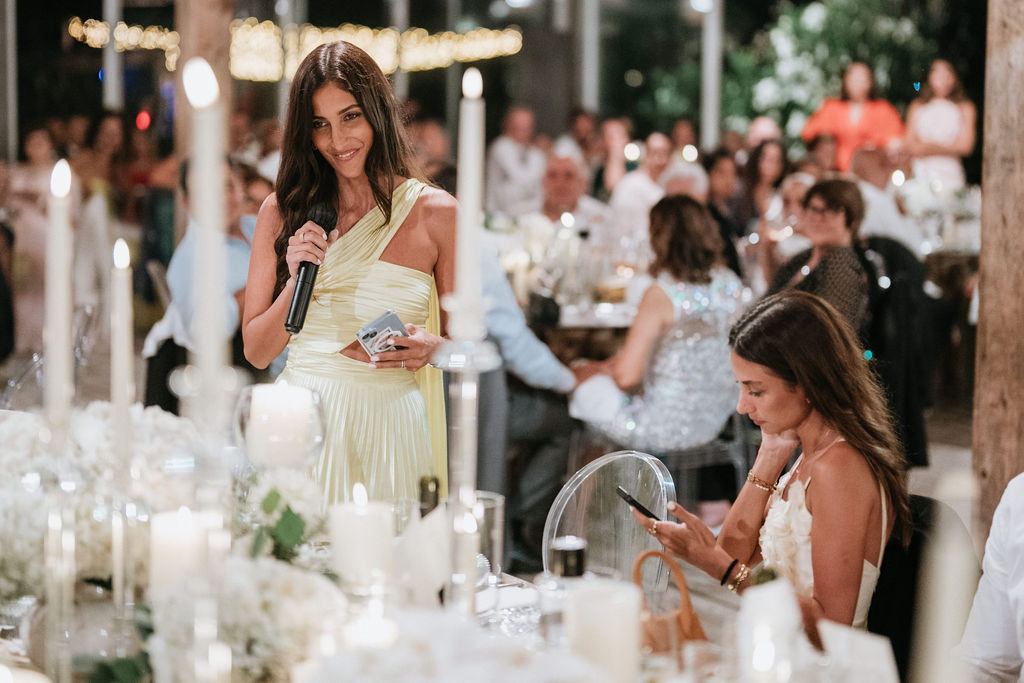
594,267 -> 745,452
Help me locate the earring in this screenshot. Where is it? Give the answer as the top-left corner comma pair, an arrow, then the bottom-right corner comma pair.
805,397 -> 811,405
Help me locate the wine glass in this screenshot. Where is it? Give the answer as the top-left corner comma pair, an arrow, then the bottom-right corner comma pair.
233,384 -> 326,471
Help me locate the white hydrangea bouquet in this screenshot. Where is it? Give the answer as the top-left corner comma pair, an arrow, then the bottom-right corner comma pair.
0,402 -> 202,603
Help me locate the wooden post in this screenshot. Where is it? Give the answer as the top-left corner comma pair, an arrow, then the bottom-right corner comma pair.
972,0 -> 1024,541
173,0 -> 234,240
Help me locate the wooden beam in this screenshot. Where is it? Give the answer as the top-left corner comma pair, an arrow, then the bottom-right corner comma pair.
973,0 -> 1024,541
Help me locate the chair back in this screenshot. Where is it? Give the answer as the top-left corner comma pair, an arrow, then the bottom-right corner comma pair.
542,450 -> 676,594
867,494 -> 980,681
0,353 -> 44,410
146,261 -> 173,312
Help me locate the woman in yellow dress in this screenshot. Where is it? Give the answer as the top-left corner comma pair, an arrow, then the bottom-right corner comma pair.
243,41 -> 454,505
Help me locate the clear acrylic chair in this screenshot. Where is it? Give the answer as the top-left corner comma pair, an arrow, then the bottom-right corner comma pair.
542,450 -> 676,594
0,304 -> 99,411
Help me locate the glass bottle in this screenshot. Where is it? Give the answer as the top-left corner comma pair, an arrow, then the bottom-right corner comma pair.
536,535 -> 586,649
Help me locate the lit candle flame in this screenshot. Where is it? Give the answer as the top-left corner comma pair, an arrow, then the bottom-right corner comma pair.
50,159 -> 72,197
462,67 -> 482,99
352,482 -> 368,506
113,238 -> 130,269
183,57 -> 220,108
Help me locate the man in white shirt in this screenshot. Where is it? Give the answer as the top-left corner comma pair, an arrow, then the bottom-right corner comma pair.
485,106 -> 547,219
851,147 -> 926,258
538,143 -> 612,243
960,473 -> 1024,681
608,132 -> 672,266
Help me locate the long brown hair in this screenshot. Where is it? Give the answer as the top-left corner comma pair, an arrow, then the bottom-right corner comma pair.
647,195 -> 722,284
729,291 -> 911,545
272,41 -> 421,296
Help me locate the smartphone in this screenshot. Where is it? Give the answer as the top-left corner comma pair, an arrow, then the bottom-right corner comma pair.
356,310 -> 409,357
615,485 -> 661,521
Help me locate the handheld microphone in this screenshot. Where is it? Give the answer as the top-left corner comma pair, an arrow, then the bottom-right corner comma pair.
284,202 -> 337,334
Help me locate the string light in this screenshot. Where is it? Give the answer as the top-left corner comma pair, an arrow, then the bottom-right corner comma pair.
68,17 -> 522,80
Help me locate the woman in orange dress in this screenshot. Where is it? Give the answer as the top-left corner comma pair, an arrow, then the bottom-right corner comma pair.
801,62 -> 904,172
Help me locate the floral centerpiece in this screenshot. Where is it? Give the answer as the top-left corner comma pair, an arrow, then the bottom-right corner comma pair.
0,402 -> 202,603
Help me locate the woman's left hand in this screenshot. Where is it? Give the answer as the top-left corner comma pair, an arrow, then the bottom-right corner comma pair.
631,502 -> 721,576
367,323 -> 444,372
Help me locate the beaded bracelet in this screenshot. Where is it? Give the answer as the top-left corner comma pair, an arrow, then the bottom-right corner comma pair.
726,563 -> 751,594
720,559 -> 739,586
746,471 -> 777,493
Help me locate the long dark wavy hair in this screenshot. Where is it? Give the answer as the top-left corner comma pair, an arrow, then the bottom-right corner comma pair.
272,41 -> 421,296
729,291 -> 911,545
647,195 -> 722,284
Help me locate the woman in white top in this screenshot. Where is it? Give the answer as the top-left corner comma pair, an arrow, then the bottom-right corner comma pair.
631,290 -> 910,644
904,59 -> 976,190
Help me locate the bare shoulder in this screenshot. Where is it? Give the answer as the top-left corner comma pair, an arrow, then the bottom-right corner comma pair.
415,184 -> 457,236
809,442 -> 876,499
254,192 -> 284,241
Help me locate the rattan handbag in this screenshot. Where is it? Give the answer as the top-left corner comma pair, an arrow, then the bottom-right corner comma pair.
632,549 -> 707,655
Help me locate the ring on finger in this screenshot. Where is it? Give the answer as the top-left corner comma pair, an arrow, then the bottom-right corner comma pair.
650,521 -> 659,536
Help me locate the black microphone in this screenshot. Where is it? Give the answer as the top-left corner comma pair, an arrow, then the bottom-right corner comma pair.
284,202 -> 337,334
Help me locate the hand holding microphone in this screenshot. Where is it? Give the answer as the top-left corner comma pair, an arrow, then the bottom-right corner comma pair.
285,203 -> 337,334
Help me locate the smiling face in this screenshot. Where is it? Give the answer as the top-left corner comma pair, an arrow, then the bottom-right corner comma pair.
731,352 -> 811,434
311,82 -> 374,180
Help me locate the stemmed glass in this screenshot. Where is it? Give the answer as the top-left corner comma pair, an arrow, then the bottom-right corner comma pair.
233,384 -> 326,471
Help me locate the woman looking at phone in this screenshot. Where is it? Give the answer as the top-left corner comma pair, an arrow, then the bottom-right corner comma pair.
631,291 -> 909,643
243,41 -> 455,505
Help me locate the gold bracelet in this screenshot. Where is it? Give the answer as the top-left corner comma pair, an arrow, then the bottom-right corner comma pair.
726,563 -> 751,593
746,471 -> 777,493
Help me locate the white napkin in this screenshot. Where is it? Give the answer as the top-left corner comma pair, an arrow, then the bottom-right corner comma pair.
818,619 -> 899,683
393,505 -> 451,608
569,374 -> 626,423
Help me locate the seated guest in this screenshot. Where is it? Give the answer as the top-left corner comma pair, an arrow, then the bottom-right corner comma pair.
767,179 -> 869,334
959,472 -> 1024,680
570,195 -> 744,454
141,159 -> 256,413
702,147 -> 744,278
608,132 -> 672,259
537,142 -> 613,244
632,290 -> 910,643
485,106 -> 546,219
850,147 -> 926,258
590,117 -> 636,201
734,139 -> 788,233
477,245 -> 582,573
756,172 -> 815,285
660,160 -> 708,203
806,133 -> 839,176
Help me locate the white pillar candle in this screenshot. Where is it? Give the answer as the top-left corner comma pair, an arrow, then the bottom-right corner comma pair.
0,664 -> 54,682
148,507 -> 203,595
110,239 -> 133,470
565,579 -> 641,683
246,384 -> 314,468
453,67 -> 485,342
45,160 -> 73,439
329,484 -> 394,590
182,57 -> 226,426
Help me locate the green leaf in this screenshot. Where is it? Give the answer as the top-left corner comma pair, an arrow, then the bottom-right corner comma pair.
251,525 -> 268,558
88,663 -> 115,683
272,507 -> 305,548
111,658 -> 145,682
261,489 -> 282,515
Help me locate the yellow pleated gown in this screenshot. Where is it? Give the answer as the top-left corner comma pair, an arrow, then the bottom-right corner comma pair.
277,179 -> 447,504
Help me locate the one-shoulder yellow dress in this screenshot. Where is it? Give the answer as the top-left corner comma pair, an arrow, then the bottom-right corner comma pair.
277,179 -> 447,505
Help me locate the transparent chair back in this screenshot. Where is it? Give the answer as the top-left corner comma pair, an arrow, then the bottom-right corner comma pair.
0,353 -> 44,410
542,450 -> 676,594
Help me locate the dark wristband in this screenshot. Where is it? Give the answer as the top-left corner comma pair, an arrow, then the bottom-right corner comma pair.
720,558 -> 739,586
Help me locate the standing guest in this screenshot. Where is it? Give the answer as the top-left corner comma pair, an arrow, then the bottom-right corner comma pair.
608,132 -> 672,252
142,160 -> 255,413
590,117 -> 635,201
242,41 -> 454,505
554,107 -> 600,175
71,110 -> 126,202
6,125 -> 73,353
735,139 -> 787,232
63,113 -> 91,160
570,196 -> 744,455
485,106 -> 546,219
670,118 -> 698,156
633,290 -> 909,643
702,148 -> 744,278
255,118 -> 284,185
802,62 -> 904,172
118,126 -> 160,224
903,59 -> 976,191
768,179 -> 869,334
959,472 -> 1024,681
406,117 -> 456,194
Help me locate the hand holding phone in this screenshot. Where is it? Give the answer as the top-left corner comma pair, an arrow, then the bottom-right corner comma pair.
615,485 -> 661,521
356,310 -> 409,356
